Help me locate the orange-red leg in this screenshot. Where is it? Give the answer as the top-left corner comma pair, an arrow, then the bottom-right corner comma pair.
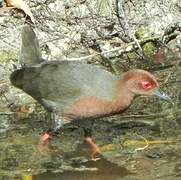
83,128 -> 101,158
84,136 -> 101,158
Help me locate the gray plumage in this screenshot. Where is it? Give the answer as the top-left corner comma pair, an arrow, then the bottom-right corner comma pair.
10,61 -> 119,113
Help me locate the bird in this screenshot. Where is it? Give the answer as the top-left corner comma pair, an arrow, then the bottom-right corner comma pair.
10,25 -> 172,157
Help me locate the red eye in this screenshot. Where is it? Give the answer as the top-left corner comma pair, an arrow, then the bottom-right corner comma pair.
141,81 -> 152,90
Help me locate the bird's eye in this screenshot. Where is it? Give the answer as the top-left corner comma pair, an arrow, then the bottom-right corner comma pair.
141,81 -> 152,90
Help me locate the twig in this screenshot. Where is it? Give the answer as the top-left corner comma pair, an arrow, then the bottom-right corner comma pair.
114,0 -> 145,59
65,35 -> 161,61
134,135 -> 149,152
164,71 -> 172,84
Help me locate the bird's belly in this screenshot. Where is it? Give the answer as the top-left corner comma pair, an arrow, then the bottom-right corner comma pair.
65,96 -> 122,119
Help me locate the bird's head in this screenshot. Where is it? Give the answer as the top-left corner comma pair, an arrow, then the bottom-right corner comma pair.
122,69 -> 173,104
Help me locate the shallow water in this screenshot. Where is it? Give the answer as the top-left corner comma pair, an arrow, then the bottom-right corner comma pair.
0,107 -> 181,180
34,158 -> 130,180
0,55 -> 181,180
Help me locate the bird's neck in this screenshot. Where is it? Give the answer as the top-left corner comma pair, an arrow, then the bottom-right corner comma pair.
111,81 -> 135,112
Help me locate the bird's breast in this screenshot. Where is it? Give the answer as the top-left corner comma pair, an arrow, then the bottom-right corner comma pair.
65,96 -> 125,119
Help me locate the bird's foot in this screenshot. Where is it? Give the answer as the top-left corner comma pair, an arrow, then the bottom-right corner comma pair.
38,125 -> 63,152
38,113 -> 63,151
39,132 -> 52,144
37,132 -> 52,152
84,137 -> 101,159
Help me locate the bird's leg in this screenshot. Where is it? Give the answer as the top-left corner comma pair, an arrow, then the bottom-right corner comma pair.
38,99 -> 65,144
39,112 -> 63,145
48,113 -> 63,135
83,128 -> 101,159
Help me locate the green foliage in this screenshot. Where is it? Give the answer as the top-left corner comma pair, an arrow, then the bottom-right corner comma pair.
135,27 -> 157,60
97,0 -> 113,16
0,51 -> 17,63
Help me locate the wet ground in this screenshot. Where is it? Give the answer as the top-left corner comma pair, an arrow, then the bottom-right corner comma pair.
0,40 -> 181,180
0,99 -> 181,180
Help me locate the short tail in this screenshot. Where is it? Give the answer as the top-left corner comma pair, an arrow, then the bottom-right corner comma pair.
20,25 -> 42,66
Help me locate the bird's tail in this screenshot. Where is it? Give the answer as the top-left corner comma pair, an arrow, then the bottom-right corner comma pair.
20,24 -> 42,66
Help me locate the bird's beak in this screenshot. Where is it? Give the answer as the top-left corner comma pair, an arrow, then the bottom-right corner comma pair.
153,90 -> 174,105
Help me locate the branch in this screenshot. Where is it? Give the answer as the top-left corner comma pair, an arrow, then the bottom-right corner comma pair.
65,35 -> 161,61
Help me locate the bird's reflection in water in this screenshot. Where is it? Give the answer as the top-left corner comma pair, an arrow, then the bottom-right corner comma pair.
34,158 -> 131,180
